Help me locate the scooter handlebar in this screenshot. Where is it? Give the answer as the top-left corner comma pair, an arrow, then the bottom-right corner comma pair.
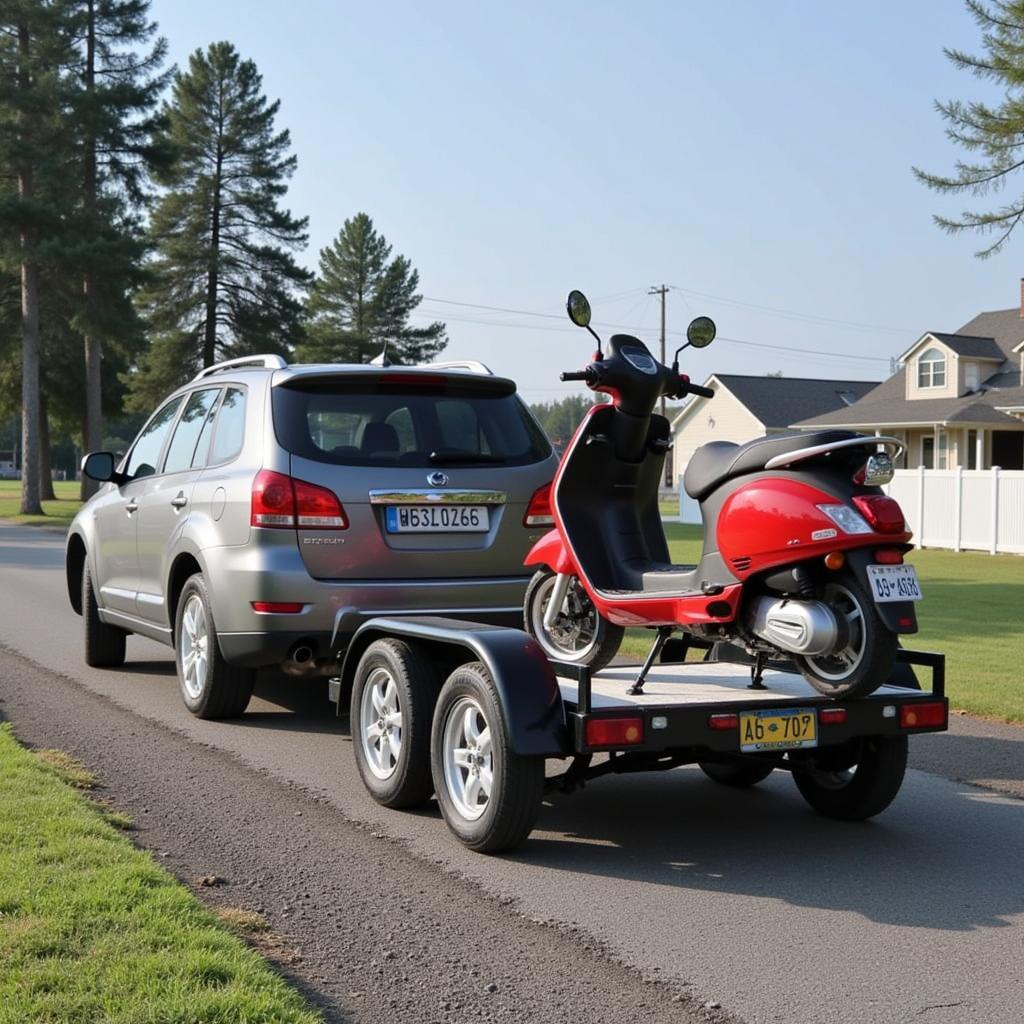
685,382 -> 715,399
560,367 -> 600,384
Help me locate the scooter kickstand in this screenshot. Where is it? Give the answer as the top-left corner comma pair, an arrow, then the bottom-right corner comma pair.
748,653 -> 768,690
627,627 -> 673,696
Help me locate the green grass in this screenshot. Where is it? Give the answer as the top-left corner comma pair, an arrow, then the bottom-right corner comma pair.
0,723 -> 321,1024
0,480 -> 82,528
619,524 -> 1024,723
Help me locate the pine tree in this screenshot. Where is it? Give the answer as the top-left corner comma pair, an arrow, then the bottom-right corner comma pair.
297,213 -> 446,366
66,0 -> 167,496
915,1 -> 1024,257
0,3 -> 76,514
128,41 -> 309,410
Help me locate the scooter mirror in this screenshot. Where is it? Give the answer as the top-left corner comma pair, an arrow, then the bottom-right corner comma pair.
686,316 -> 716,348
566,290 -> 592,328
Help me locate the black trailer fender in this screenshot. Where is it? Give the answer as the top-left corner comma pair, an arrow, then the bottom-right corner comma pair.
337,616 -> 567,757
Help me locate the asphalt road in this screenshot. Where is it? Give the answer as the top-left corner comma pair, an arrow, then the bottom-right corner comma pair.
1,522 -> 1023,1024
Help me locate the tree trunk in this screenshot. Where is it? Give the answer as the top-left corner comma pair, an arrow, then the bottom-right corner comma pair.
18,23 -> 42,517
39,390 -> 55,501
203,87 -> 224,369
81,0 -> 101,500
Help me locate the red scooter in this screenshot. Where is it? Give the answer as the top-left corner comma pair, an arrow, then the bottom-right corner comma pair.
523,290 -> 922,699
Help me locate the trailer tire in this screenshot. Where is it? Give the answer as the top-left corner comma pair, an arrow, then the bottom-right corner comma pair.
82,564 -> 127,668
791,735 -> 907,820
352,638 -> 438,809
698,760 -> 775,788
431,662 -> 544,853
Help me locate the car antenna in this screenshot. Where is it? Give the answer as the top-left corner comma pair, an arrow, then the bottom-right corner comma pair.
369,339 -> 392,367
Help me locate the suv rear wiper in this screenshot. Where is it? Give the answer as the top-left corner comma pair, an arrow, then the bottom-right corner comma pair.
429,451 -> 506,464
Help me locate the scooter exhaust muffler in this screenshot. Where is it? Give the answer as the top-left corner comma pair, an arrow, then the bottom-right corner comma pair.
748,596 -> 840,656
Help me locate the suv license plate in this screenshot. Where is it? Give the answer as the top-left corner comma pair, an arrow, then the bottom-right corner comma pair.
865,564 -> 922,603
385,505 -> 490,533
740,708 -> 817,752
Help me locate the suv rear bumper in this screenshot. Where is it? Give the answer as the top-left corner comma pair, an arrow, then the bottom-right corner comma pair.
203,536 -> 531,667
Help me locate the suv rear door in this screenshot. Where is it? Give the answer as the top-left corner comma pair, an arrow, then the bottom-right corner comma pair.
272,371 -> 556,581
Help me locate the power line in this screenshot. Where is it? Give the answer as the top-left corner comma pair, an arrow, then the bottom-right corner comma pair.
413,301 -> 892,365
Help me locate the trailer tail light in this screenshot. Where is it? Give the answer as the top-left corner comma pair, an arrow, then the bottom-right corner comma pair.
251,602 -> 305,614
252,470 -> 348,529
900,701 -> 947,729
524,482 -> 554,526
818,707 -> 847,726
707,713 -> 739,731
874,548 -> 904,564
585,716 -> 644,748
851,495 -> 905,534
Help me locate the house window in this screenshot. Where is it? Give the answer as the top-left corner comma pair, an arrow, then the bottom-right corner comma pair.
964,362 -> 979,392
967,429 -> 978,470
917,347 -> 946,389
921,436 -> 934,469
936,427 -> 948,469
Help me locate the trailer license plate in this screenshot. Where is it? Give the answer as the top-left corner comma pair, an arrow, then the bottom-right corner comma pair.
865,564 -> 922,603
385,505 -> 490,533
740,708 -> 817,753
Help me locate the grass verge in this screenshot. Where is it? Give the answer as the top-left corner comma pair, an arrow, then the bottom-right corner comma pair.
618,524 -> 1024,723
0,480 -> 82,528
0,722 -> 321,1024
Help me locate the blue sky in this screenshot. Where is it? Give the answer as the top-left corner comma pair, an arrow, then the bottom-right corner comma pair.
157,1 -> 1015,401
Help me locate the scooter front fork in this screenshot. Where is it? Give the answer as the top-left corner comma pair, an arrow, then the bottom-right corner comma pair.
542,572 -> 573,630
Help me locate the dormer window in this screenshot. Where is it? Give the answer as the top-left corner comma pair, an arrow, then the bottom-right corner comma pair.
917,347 -> 946,389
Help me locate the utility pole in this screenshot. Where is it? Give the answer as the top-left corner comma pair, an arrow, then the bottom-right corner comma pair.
649,284 -> 671,487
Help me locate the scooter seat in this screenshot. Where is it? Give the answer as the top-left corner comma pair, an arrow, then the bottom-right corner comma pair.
683,429 -> 859,502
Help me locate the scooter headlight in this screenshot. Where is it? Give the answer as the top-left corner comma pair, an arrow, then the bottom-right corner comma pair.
817,503 -> 873,535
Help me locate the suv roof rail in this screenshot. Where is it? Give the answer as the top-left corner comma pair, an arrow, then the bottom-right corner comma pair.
422,359 -> 492,375
193,354 -> 288,381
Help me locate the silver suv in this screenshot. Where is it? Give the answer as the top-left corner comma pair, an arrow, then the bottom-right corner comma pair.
66,355 -> 557,718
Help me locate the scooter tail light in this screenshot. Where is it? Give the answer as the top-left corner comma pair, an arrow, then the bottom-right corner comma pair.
252,469 -> 296,528
524,482 -> 555,527
874,548 -> 904,565
851,495 -> 906,534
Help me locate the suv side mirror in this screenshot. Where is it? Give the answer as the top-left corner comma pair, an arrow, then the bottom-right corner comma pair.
82,451 -> 125,485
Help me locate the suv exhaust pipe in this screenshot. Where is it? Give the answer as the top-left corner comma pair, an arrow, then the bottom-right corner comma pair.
748,596 -> 840,656
281,641 -> 335,678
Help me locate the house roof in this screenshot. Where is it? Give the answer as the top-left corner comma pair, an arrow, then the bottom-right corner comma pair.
699,374 -> 879,429
922,333 -> 1005,360
796,306 -> 1024,430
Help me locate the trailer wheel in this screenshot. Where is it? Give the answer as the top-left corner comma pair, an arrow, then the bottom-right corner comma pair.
698,759 -> 775,788
431,662 -> 544,853
351,639 -> 438,809
791,735 -> 907,820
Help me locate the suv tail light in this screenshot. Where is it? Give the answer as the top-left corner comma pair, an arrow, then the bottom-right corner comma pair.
851,495 -> 905,534
251,470 -> 348,529
524,482 -> 554,527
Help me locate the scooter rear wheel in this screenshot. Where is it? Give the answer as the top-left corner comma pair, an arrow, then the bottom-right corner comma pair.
794,573 -> 897,699
524,569 -> 623,673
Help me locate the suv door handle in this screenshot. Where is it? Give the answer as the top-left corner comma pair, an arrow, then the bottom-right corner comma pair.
125,500 -> 138,514
170,493 -> 188,510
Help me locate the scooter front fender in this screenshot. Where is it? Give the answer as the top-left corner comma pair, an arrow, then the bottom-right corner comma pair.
524,528 -> 576,575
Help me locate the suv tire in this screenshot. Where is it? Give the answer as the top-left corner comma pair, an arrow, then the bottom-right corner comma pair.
175,573 -> 254,719
82,564 -> 127,668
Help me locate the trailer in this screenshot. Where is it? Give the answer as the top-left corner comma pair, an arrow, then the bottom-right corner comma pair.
328,616 -> 948,853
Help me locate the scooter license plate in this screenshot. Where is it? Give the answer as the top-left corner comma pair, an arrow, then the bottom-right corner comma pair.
865,564 -> 923,603
739,708 -> 817,753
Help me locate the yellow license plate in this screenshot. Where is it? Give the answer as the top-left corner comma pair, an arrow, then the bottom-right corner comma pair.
739,708 -> 818,752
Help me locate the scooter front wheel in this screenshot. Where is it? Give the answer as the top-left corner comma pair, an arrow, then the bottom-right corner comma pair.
794,573 -> 898,699
524,569 -> 623,673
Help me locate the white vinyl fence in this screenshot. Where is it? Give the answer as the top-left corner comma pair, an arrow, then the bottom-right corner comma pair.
675,467 -> 1024,555
885,468 -> 1024,555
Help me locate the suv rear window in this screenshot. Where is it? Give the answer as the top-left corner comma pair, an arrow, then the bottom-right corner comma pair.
272,376 -> 550,468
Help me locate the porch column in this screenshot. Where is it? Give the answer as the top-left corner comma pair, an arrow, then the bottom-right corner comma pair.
976,429 -> 985,470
